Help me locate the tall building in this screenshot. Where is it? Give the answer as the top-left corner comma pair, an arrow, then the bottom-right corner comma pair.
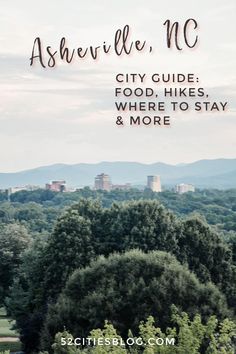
147,175 -> 161,192
46,180 -> 66,192
175,183 -> 195,194
94,173 -> 111,191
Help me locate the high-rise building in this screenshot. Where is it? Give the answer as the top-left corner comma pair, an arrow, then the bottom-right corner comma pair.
175,183 -> 195,194
46,180 -> 66,192
94,173 -> 111,191
147,175 -> 161,192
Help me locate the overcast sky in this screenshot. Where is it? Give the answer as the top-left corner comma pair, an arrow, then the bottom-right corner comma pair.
0,0 -> 235,172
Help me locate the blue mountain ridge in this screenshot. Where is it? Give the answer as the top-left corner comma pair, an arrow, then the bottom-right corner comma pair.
0,159 -> 235,189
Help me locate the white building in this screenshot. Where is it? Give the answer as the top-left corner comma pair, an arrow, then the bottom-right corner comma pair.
7,185 -> 40,195
94,173 -> 111,191
175,183 -> 195,194
147,175 -> 161,192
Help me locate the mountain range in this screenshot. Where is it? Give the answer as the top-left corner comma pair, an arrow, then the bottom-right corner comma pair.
0,159 -> 235,189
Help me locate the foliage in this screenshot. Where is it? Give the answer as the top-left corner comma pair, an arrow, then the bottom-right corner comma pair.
5,188 -> 236,233
5,235 -> 49,353
2,194 -> 236,353
0,343 -> 21,352
46,310 -> 236,354
42,199 -> 103,299
40,250 -> 230,348
38,199 -> 235,308
0,224 -> 31,305
177,218 -> 236,309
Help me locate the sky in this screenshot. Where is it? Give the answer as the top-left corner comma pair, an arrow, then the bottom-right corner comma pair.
0,0 -> 235,172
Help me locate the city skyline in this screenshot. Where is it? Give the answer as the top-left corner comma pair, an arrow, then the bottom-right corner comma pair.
0,158 -> 235,190
5,173 -> 195,195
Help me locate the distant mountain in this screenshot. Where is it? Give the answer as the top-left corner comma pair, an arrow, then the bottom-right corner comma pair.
0,159 -> 235,189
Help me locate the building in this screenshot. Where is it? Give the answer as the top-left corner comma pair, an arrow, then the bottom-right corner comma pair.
94,173 -> 111,191
175,183 -> 195,194
46,180 -> 66,192
111,183 -> 132,190
147,175 -> 161,192
7,185 -> 40,195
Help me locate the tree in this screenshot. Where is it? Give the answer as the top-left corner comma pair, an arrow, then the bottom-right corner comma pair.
177,217 -> 236,309
6,200 -> 103,352
40,250 -> 230,349
99,200 -> 180,255
46,310 -> 236,354
15,202 -> 48,232
0,223 -> 31,304
50,323 -> 127,354
5,234 -> 48,353
5,199 -> 236,353
42,199 -> 103,299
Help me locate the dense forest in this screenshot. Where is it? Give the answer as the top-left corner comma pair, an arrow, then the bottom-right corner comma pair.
0,188 -> 236,353
1,187 -> 236,231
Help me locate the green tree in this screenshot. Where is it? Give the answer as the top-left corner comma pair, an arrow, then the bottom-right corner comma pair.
99,200 -> 180,255
5,199 -> 236,353
5,234 -> 48,353
48,311 -> 236,354
0,223 -> 31,304
42,199 -> 103,299
15,202 -> 48,232
40,250 -> 230,349
178,217 -> 236,309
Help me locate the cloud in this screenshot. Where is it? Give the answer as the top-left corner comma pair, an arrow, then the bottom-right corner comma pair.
0,0 -> 235,171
